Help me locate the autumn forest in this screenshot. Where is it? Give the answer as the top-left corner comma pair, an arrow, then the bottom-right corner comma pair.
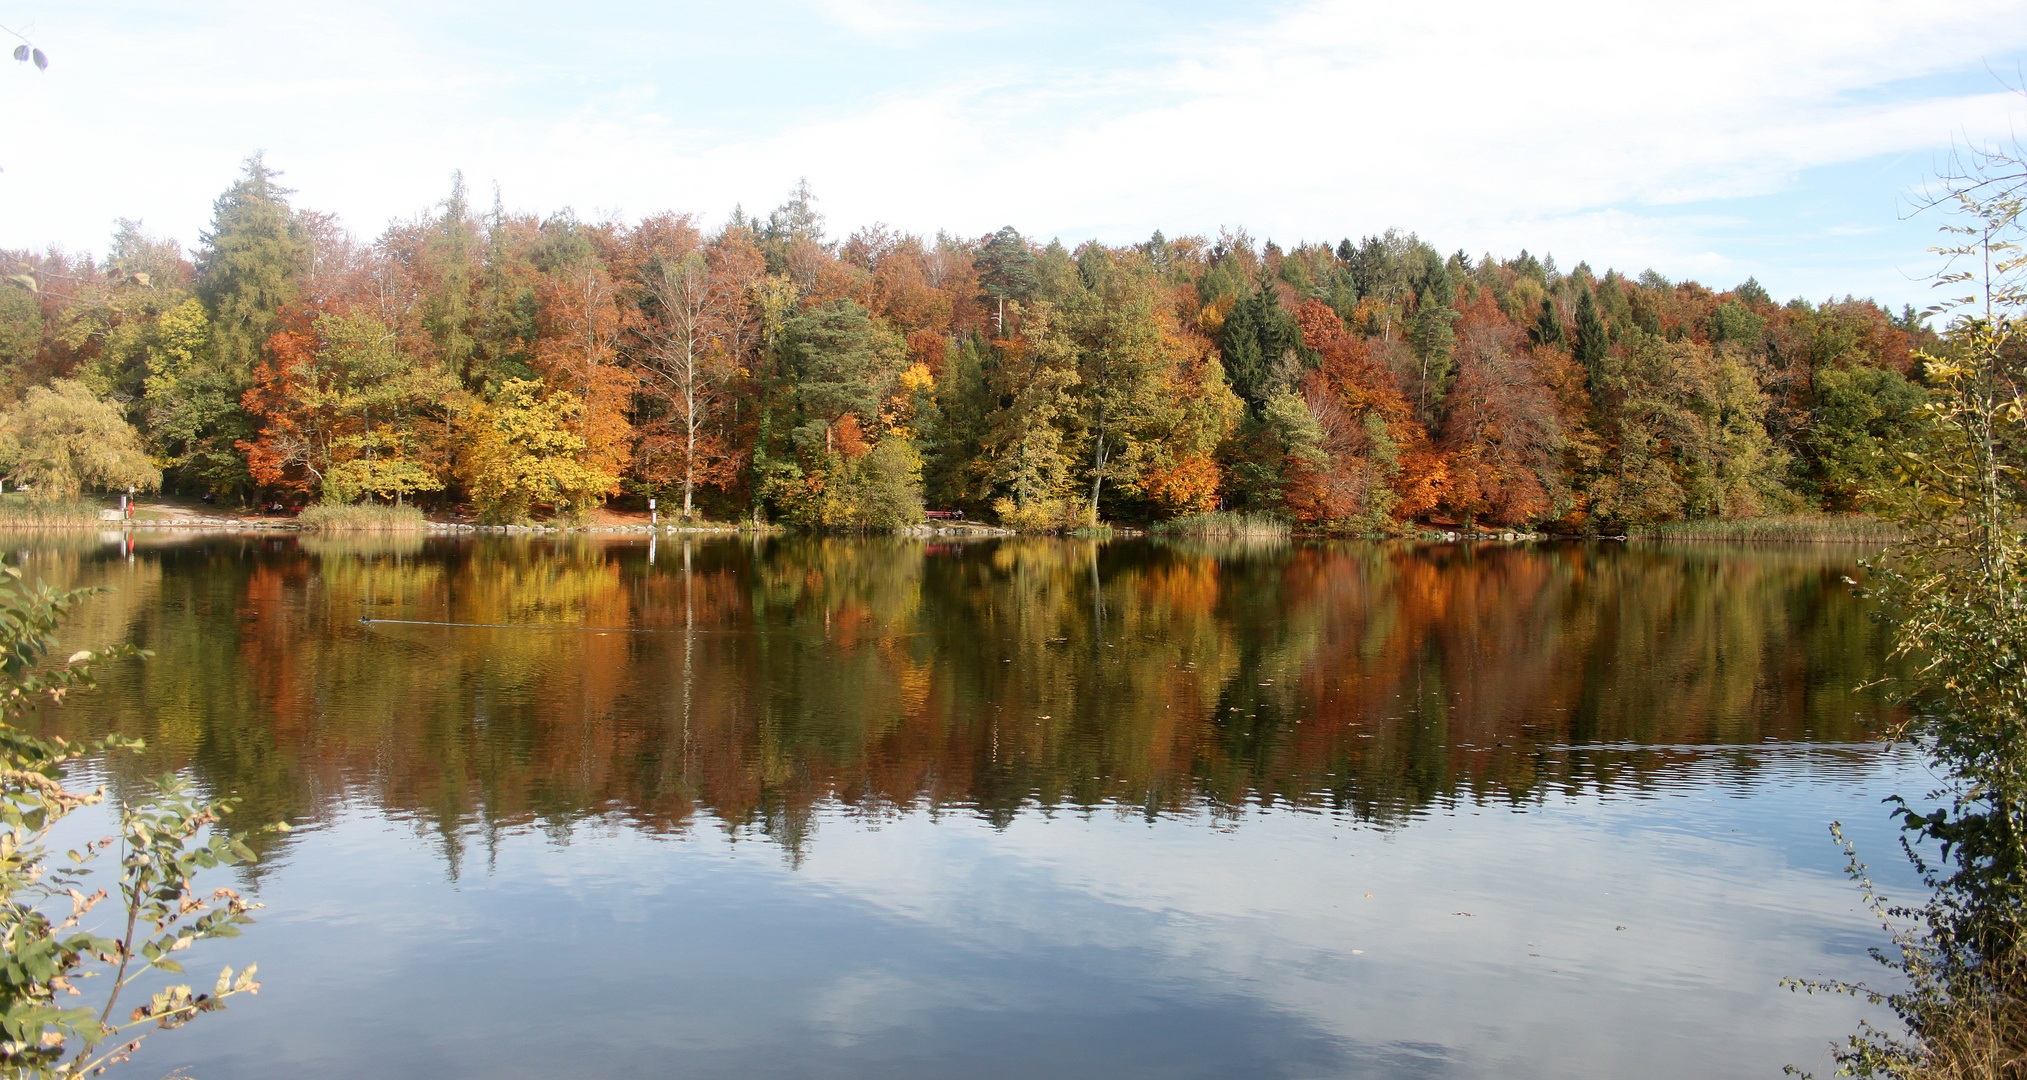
1,155 -> 1936,531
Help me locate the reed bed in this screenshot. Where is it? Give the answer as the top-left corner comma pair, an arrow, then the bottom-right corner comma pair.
297,503 -> 430,532
1149,511 -> 1293,538
0,495 -> 103,527
1636,513 -> 1901,543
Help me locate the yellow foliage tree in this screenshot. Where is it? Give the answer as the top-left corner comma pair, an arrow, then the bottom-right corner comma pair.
461,379 -> 620,523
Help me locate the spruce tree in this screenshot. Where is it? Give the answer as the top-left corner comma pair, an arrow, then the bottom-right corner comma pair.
1217,287 -> 1268,410
1409,291 -> 1459,423
1532,296 -> 1566,348
1573,287 -> 1609,391
195,152 -> 304,380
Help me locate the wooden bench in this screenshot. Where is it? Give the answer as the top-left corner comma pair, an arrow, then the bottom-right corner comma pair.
924,510 -> 962,520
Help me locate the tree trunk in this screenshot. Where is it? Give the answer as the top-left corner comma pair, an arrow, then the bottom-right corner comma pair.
1089,400 -> 1108,521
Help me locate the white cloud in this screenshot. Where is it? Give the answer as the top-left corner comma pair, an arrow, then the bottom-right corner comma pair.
3,0 -> 2024,303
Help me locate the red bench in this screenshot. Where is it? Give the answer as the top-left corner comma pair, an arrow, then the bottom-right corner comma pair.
924,510 -> 962,520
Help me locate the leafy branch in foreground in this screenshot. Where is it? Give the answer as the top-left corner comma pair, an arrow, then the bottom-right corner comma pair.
1784,184 -> 2027,1077
0,26 -> 46,72
0,563 -> 281,1078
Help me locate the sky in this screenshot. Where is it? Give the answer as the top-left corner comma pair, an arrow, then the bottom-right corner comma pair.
4,0 -> 2027,309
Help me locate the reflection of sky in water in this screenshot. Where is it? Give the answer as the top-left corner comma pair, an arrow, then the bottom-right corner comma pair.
85,745 -> 1922,1080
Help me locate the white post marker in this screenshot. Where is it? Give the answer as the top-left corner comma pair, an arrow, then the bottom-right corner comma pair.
650,497 -> 657,526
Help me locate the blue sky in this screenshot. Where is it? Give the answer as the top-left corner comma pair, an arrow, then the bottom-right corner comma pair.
4,0 -> 2027,308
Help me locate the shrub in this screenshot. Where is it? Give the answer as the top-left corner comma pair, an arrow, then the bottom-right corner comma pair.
0,562 -> 277,1076
991,496 -> 1090,533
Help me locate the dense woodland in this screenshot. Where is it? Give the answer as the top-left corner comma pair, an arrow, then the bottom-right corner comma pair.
0,155 -> 1937,530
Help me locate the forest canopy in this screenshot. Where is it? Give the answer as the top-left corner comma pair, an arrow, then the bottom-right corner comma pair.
0,156 -> 1935,530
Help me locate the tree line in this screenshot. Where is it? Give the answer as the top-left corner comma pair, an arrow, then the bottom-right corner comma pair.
0,155 -> 1936,530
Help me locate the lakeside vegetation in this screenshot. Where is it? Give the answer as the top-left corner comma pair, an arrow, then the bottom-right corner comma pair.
1635,513 -> 1902,544
0,564 -> 270,1077
0,494 -> 100,528
295,503 -> 428,532
2,160 -> 1930,534
1148,510 -> 1292,538
1781,144 -> 2027,1078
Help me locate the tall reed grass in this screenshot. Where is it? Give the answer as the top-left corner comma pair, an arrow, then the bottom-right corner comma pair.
1149,511 -> 1293,538
0,495 -> 102,527
1635,513 -> 1901,543
296,503 -> 429,532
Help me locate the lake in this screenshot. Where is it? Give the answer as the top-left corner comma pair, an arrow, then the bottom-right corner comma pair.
20,532 -> 1921,1079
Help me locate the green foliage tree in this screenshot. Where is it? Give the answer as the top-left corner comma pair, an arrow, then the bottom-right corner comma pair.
1803,366 -> 1929,510
1217,274 -> 1296,411
1530,296 -> 1565,348
984,304 -> 1086,527
195,153 -> 304,379
1573,286 -> 1609,391
1408,291 -> 1459,423
137,301 -> 252,497
780,299 -> 905,457
0,381 -> 159,498
974,227 -> 1037,333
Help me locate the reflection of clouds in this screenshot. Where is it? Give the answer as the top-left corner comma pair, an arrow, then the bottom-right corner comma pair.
811,970 -> 924,1046
114,752 -> 1917,1080
791,749 -> 1917,1078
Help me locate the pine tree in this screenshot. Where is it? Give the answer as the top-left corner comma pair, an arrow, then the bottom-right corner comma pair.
974,227 -> 1038,333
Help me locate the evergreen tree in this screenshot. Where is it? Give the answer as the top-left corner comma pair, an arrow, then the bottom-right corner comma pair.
1532,296 -> 1566,348
780,299 -> 906,455
974,227 -> 1038,332
1408,290 -> 1458,423
421,172 -> 481,381
1573,287 -> 1609,391
763,178 -> 824,245
195,152 -> 304,379
1216,274 -> 1293,411
923,333 -> 995,510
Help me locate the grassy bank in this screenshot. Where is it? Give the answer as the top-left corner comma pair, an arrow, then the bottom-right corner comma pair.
1634,513 -> 1901,543
1149,511 -> 1292,539
297,503 -> 429,532
0,495 -> 102,527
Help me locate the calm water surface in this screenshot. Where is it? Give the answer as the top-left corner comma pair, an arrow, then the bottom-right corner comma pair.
21,533 -> 1921,1079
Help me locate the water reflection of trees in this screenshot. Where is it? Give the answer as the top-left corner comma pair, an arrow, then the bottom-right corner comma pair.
18,532 -> 1898,864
